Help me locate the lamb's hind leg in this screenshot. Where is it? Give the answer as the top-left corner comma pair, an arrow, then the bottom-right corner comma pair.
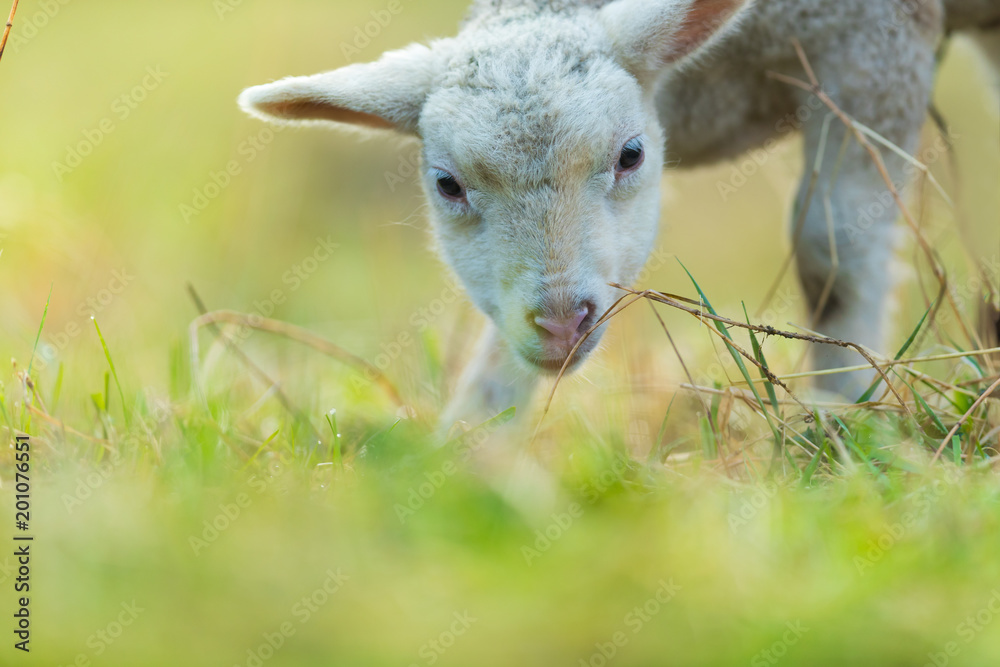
792,40 -> 936,398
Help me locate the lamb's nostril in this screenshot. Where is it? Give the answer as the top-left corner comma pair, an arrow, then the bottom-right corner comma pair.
533,304 -> 593,344
580,300 -> 596,329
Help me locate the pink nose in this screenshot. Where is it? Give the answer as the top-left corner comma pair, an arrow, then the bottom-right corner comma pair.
534,307 -> 590,347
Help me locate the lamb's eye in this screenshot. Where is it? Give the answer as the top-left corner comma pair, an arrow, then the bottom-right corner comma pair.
435,171 -> 466,202
617,138 -> 645,175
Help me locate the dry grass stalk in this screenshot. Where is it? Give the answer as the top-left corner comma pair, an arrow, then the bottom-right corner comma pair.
533,43 -> 999,468
731,348 -> 1000,386
768,41 -> 981,352
932,374 -> 1000,464
187,285 -> 305,420
0,0 -> 19,65
189,309 -> 404,408
610,285 -> 912,415
981,292 -> 1000,380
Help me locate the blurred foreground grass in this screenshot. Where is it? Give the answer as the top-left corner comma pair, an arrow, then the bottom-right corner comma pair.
1,0 -> 1000,665
3,379 -> 1000,666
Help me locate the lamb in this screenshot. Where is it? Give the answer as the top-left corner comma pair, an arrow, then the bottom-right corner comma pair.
239,0 -> 1000,425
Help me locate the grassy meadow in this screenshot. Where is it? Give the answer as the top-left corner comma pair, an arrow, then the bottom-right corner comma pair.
1,1 -> 1000,665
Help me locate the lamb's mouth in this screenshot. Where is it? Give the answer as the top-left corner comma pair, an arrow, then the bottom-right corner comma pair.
524,338 -> 599,375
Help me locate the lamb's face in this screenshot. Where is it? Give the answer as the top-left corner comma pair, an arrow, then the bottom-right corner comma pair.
419,28 -> 663,372
238,0 -> 749,373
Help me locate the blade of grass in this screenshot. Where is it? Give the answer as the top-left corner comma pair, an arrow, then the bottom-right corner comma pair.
710,386 -> 722,428
845,439 -> 888,479
27,284 -> 53,379
797,409 -> 836,484
679,261 -> 782,453
679,263 -> 776,422
942,333 -> 984,377
801,436 -> 828,487
325,409 -> 342,468
242,428 -> 281,471
699,414 -> 717,460
857,301 -> 933,403
93,317 -> 130,428
445,407 -> 517,449
744,303 -> 781,417
932,374 -> 1000,463
865,447 -> 921,474
905,379 -> 948,437
20,284 -> 52,437
104,372 -> 112,416
917,378 -> 963,412
648,395 -> 677,464
357,418 -> 403,455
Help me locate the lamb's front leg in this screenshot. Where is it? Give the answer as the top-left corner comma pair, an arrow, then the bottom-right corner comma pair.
439,323 -> 539,431
793,151 -> 902,400
792,47 -> 933,399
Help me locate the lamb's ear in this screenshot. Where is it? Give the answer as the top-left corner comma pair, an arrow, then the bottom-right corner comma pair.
238,44 -> 440,135
600,0 -> 751,79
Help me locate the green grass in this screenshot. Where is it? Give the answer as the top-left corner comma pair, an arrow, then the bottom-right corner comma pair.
3,281 -> 1000,665
1,1 -> 1000,665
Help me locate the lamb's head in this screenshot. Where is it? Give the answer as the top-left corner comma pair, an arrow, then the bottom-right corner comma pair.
240,0 -> 748,373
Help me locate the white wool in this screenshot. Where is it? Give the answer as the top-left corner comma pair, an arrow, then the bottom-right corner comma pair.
240,0 -> 1000,421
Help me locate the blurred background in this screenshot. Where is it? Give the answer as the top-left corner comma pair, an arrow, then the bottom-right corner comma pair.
0,0 -> 996,415
0,1 -> 998,666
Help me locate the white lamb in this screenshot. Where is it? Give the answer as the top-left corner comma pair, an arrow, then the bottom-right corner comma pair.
240,0 -> 1000,424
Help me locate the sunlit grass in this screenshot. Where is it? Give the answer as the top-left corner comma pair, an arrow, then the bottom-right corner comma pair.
3,262 -> 999,664
1,1 -> 999,665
